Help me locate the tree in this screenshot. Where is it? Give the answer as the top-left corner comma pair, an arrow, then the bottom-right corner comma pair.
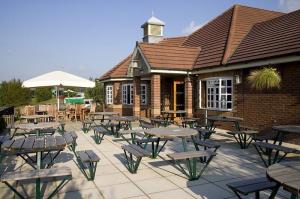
0,79 -> 31,107
35,87 -> 52,102
247,67 -> 281,90
84,79 -> 104,104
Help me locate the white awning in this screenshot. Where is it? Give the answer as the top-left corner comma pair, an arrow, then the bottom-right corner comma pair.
22,71 -> 95,88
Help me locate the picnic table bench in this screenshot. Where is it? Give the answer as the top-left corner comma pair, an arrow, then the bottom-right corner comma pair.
122,144 -> 151,173
62,131 -> 78,152
227,130 -> 259,149
227,177 -> 279,199
253,141 -> 298,167
92,126 -> 110,144
82,119 -> 94,133
75,150 -> 100,180
167,150 -> 216,181
193,138 -> 220,152
194,127 -> 215,140
0,166 -> 72,199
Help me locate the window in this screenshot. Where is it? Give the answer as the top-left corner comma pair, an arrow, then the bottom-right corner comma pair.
106,85 -> 113,104
141,84 -> 147,105
206,78 -> 232,110
122,84 -> 133,105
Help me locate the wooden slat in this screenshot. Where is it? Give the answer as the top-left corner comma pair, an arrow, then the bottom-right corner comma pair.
63,133 -> 73,145
45,136 -> 56,150
122,144 -> 151,157
1,140 -> 15,150
55,136 -> 66,148
33,137 -> 45,151
76,151 -> 91,162
10,138 -> 25,151
0,167 -> 72,182
85,150 -> 100,162
22,136 -> 36,151
254,142 -> 297,153
0,135 -> 9,144
167,151 -> 216,160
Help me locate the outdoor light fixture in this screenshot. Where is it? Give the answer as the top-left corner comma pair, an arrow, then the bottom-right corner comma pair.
132,60 -> 140,68
235,75 -> 241,84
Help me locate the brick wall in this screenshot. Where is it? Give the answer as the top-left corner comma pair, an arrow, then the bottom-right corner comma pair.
194,62 -> 300,130
151,74 -> 161,117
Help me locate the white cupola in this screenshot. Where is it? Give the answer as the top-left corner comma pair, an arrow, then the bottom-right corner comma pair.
141,15 -> 165,43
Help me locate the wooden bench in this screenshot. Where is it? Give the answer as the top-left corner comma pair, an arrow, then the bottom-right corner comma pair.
92,126 -> 109,144
121,144 -> 151,173
253,141 -> 298,167
227,177 -> 279,199
194,127 -> 215,140
82,119 -> 94,133
167,150 -> 216,181
0,167 -> 72,199
193,138 -> 220,153
76,150 -> 100,180
139,119 -> 155,129
63,131 -> 78,152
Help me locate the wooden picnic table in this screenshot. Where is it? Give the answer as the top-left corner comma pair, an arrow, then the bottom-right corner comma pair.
267,161 -> 300,198
14,122 -> 60,137
20,115 -> 54,123
1,135 -> 68,169
1,135 -> 71,199
206,116 -> 243,131
150,118 -> 167,127
272,125 -> 300,145
89,111 -> 119,122
107,116 -> 139,137
144,127 -> 198,157
161,110 -> 186,122
228,130 -> 259,149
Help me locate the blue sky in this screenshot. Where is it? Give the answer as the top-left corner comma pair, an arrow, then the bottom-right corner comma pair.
0,0 -> 299,81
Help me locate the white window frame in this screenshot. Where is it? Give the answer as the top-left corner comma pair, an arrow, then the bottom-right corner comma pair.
201,77 -> 233,111
141,84 -> 147,105
106,85 -> 113,105
122,84 -> 133,105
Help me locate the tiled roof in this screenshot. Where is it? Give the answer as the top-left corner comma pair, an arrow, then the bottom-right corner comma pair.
98,36 -> 187,80
182,5 -> 283,69
228,9 -> 300,64
138,43 -> 200,70
158,36 -> 187,46
98,54 -> 132,81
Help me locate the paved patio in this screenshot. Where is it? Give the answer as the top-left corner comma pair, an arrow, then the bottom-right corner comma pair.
1,122 -> 299,199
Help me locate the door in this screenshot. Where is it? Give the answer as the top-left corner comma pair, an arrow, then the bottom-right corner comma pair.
173,81 -> 185,111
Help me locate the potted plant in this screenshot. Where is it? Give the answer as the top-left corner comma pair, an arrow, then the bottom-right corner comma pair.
247,67 -> 281,90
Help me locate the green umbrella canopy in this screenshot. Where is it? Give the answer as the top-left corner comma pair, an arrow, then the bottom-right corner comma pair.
64,97 -> 84,104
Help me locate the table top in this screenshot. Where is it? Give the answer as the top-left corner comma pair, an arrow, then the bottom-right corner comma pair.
20,115 -> 54,119
109,116 -> 139,122
90,112 -> 119,116
1,135 -> 67,153
145,127 -> 198,138
151,118 -> 165,122
15,122 -> 60,131
267,161 -> 300,196
161,110 -> 186,114
206,116 -> 243,122
273,125 -> 300,134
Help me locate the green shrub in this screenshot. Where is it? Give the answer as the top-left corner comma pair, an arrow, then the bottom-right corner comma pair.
35,87 -> 52,102
0,79 -> 31,107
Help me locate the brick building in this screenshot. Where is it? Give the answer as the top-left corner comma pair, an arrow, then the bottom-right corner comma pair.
99,5 -> 300,129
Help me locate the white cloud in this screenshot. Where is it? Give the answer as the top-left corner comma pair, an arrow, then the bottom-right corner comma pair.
279,0 -> 300,12
182,21 -> 203,35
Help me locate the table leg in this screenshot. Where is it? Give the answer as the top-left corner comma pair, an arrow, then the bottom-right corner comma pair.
36,151 -> 41,198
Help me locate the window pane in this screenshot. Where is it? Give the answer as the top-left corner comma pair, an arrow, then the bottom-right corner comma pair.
221,87 -> 226,94
227,103 -> 232,109
221,80 -> 226,86
227,87 -> 232,93
227,95 -> 232,101
227,80 -> 232,86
